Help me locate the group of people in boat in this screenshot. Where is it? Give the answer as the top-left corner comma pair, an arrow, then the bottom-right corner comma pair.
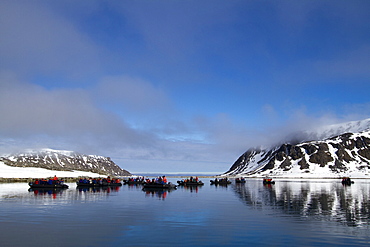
145,176 -> 168,185
31,175 -> 65,185
211,178 -> 231,184
177,177 -> 204,186
125,177 -> 145,183
142,176 -> 177,189
214,178 -> 229,182
78,176 -> 121,185
179,176 -> 200,183
123,176 -> 170,185
263,177 -> 275,184
341,177 -> 353,185
30,175 -> 356,191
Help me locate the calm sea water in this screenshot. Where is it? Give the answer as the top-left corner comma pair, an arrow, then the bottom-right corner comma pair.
0,178 -> 369,247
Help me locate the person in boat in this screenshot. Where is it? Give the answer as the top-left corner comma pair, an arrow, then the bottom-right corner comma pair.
162,176 -> 167,184
263,177 -> 274,184
342,177 -> 352,184
53,175 -> 58,181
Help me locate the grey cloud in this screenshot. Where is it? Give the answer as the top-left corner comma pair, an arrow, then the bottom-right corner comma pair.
95,75 -> 171,113
0,1 -> 101,79
0,72 -> 242,171
115,1 -> 238,55
0,73 -> 231,171
1,72 -> 366,172
0,73 -> 153,148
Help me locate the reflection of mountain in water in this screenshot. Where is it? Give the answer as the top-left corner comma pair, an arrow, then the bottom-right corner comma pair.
232,180 -> 370,227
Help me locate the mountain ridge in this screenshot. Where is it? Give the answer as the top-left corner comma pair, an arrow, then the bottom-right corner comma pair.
225,118 -> 370,178
0,149 -> 131,177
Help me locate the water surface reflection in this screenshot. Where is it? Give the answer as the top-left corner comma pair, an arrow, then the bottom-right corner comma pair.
28,188 -> 67,199
232,179 -> 370,227
0,179 -> 369,246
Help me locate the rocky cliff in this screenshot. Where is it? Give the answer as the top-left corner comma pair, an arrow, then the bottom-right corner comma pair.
225,119 -> 370,178
0,149 -> 131,177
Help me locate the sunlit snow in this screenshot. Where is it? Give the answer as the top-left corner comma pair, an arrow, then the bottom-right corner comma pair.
0,161 -> 105,178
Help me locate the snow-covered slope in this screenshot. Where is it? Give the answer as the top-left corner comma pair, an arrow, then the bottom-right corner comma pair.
225,118 -> 370,178
0,149 -> 131,178
0,161 -> 109,178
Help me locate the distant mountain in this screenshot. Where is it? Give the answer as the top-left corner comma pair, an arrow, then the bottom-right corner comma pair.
225,118 -> 370,178
0,149 -> 131,177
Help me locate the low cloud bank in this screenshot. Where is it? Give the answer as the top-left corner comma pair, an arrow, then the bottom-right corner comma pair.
1,72 -> 369,172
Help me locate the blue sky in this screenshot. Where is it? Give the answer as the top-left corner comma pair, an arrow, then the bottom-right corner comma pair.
0,0 -> 369,174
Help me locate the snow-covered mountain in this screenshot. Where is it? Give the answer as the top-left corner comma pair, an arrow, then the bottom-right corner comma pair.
225,118 -> 370,178
0,149 -> 131,177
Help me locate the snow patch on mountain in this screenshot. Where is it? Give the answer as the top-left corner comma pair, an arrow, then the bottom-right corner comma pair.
0,161 -> 107,178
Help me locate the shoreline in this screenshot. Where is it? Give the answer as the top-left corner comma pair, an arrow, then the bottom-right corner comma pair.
2,176 -> 369,183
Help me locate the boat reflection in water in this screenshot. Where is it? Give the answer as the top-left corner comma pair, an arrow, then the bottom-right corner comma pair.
77,186 -> 121,193
126,183 -> 145,191
28,188 -> 67,199
232,179 -> 370,227
179,185 -> 202,193
143,188 -> 176,200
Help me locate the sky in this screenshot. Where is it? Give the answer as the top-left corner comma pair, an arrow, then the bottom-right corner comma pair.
0,0 -> 369,174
